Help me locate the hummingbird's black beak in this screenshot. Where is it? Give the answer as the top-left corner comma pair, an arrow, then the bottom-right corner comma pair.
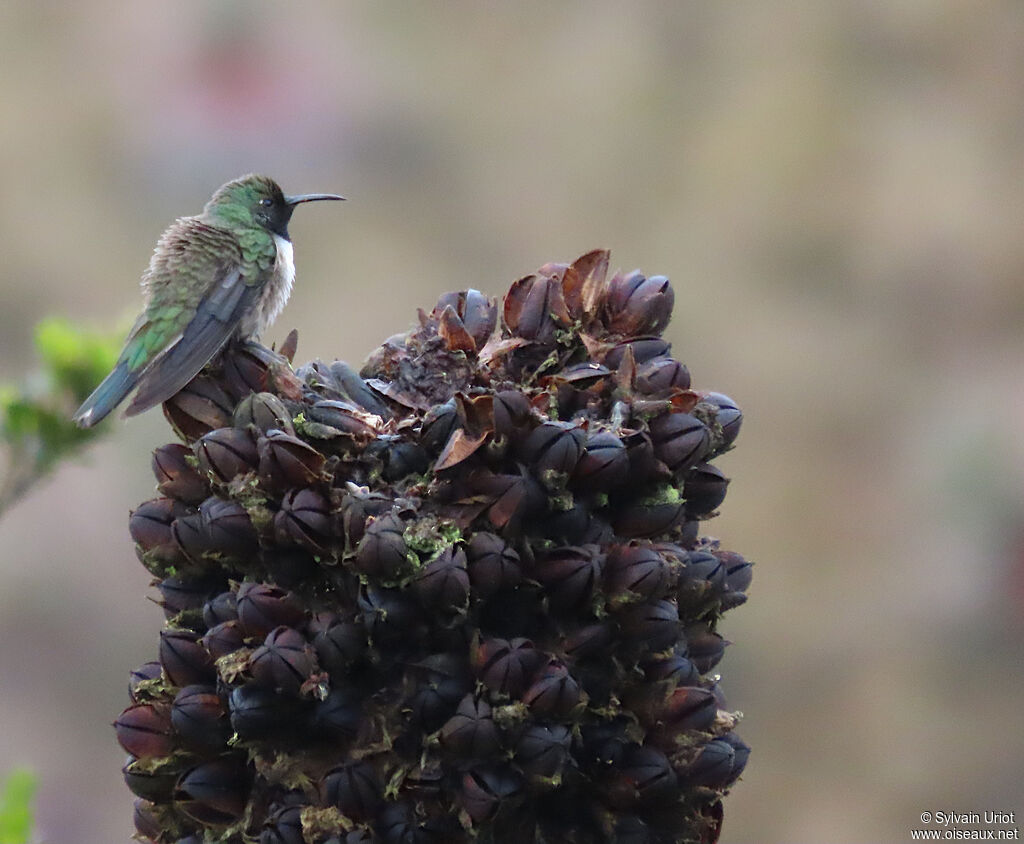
285,193 -> 345,206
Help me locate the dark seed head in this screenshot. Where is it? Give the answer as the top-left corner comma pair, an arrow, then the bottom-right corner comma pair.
321,761 -> 382,822
152,443 -> 208,503
682,462 -> 729,516
249,626 -> 317,695
274,487 -> 333,554
159,628 -> 215,687
522,659 -> 582,716
616,599 -> 681,652
260,804 -> 306,844
257,430 -> 326,490
236,582 -> 305,638
521,421 -> 586,480
605,543 -> 671,601
515,722 -> 572,779
353,511 -> 410,580
648,412 -> 710,475
171,684 -> 229,751
603,270 -> 675,337
465,532 -> 522,598
473,637 -> 544,698
201,619 -> 247,660
533,545 -> 605,611
704,391 -> 743,448
114,703 -> 174,758
440,694 -> 502,759
414,546 -> 470,612
228,684 -> 304,740
195,427 -> 259,484
199,496 -> 258,557
162,375 -> 234,443
636,356 -> 691,394
573,431 -> 630,492
459,764 -> 525,823
174,756 -> 250,825
233,391 -> 295,436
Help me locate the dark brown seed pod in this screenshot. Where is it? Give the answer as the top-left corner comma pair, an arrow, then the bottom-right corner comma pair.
194,427 -> 259,484
274,487 -> 333,554
321,761 -> 382,822
404,654 -> 473,733
306,400 -> 380,441
352,511 -> 410,580
616,599 -> 681,652
201,620 -> 247,660
202,590 -> 238,627
641,651 -> 701,688
521,421 -> 586,480
357,585 -> 424,648
611,489 -> 687,539
414,546 -> 470,611
199,497 -> 258,557
604,543 -> 671,601
162,375 -> 235,443
159,628 -> 215,687
440,694 -> 502,759
682,462 -> 730,516
636,356 -> 691,394
130,498 -> 190,560
676,550 -> 728,611
458,765 -> 525,824
465,532 -> 522,597
152,443 -> 208,504
257,430 -> 326,490
249,626 -> 317,695
123,756 -> 185,803
603,270 -> 675,337
169,513 -> 210,562
704,391 -> 743,449
420,399 -> 460,455
533,545 -> 605,611
308,687 -> 362,744
171,684 -> 229,751
364,436 -> 429,481
600,745 -> 678,809
174,756 -> 250,826
311,615 -> 368,677
233,392 -> 295,436
228,684 -> 303,740
473,637 -> 544,698
684,622 -> 727,673
514,723 -> 572,779
338,485 -> 394,546
572,431 -> 630,492
503,272 -> 571,343
220,342 -> 273,399
682,734 -> 749,789
435,288 -> 498,350
648,412 -> 710,475
492,390 -> 532,441
560,621 -> 614,660
260,803 -> 306,844
157,576 -> 221,619
114,703 -> 174,759
658,685 -> 720,733
603,337 -> 671,369
236,582 -> 305,638
521,659 -> 581,716
128,661 -> 163,702
132,799 -> 166,842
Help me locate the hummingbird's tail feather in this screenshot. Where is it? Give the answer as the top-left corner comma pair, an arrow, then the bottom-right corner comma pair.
72,360 -> 139,429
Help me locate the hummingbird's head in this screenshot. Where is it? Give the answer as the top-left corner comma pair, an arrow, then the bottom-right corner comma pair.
203,174 -> 344,241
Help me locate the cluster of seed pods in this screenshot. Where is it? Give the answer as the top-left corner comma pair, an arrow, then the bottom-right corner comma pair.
123,250 -> 751,844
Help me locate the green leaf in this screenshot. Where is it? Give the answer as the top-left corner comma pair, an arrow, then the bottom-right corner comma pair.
33,317 -> 120,401
0,770 -> 35,844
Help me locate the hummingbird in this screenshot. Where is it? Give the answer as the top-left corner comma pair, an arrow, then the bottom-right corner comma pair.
73,174 -> 343,428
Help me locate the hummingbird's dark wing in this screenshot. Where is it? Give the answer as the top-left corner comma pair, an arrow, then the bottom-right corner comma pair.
124,268 -> 260,416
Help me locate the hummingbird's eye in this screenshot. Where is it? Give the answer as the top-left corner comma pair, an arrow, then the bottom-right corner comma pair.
259,198 -> 273,207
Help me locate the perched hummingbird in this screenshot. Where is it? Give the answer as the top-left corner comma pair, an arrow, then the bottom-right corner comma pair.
73,174 -> 343,428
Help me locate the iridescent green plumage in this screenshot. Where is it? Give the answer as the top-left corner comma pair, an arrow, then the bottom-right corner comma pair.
72,175 -> 343,428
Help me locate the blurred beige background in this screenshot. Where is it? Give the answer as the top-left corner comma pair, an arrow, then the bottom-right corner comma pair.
1,2 -> 1023,843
